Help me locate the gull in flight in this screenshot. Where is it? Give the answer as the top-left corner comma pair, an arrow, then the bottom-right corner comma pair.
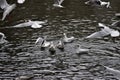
85,0 -> 111,8
0,0 -> 16,21
104,66 -> 120,80
17,0 -> 25,4
13,20 -> 46,28
53,0 -> 64,8
86,23 -> 120,38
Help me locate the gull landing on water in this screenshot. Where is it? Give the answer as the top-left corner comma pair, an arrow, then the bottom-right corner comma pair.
0,0 -> 16,21
53,0 -> 64,8
86,23 -> 120,39
17,0 -> 25,4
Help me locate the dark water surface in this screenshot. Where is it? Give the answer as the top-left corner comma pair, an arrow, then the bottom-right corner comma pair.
0,0 -> 120,80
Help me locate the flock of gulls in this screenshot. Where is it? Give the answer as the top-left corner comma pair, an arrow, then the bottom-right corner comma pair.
0,0 -> 120,80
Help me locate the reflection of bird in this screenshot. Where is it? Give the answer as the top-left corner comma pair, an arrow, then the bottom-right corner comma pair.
75,45 -> 89,54
63,33 -> 75,43
86,23 -> 120,38
56,40 -> 64,51
104,66 -> 120,80
0,32 -> 8,44
85,0 -> 111,8
13,20 -> 45,28
53,0 -> 64,8
0,0 -> 16,21
49,41 -> 56,55
17,0 -> 25,4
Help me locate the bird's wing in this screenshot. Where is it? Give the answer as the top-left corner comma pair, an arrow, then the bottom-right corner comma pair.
13,22 -> 32,28
86,31 -> 103,38
35,37 -> 44,45
59,0 -> 64,5
86,29 -> 110,39
0,0 -> 9,9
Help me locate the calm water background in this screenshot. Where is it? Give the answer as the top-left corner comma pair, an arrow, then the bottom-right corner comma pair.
0,0 -> 120,80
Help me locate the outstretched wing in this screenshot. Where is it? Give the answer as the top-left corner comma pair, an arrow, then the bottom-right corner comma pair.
0,0 -> 9,9
59,0 -> 64,5
35,37 -> 44,45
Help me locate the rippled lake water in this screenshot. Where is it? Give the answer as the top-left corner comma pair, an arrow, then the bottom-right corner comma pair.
0,0 -> 120,80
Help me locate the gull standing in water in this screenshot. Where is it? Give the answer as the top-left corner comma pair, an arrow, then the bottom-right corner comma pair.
86,23 -> 120,39
0,0 -> 16,21
53,0 -> 64,8
13,20 -> 45,28
63,33 -> 75,43
75,45 -> 89,54
17,0 -> 25,4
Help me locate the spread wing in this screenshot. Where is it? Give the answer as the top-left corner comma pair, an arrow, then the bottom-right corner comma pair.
59,0 -> 64,5
0,0 -> 9,9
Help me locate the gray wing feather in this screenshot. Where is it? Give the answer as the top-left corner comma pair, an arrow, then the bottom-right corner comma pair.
0,0 -> 9,9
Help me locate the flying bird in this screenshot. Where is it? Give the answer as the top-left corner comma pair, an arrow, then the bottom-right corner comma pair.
13,20 -> 45,28
86,23 -> 120,38
53,0 -> 64,8
0,0 -> 16,21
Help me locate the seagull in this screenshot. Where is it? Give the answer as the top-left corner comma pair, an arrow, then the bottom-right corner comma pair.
63,33 -> 75,43
86,23 -> 120,38
49,41 -> 56,55
13,20 -> 45,28
17,0 -> 25,4
104,66 -> 120,80
75,45 -> 89,54
0,0 -> 16,21
0,32 -> 8,44
35,36 -> 50,50
53,0 -> 64,8
85,0 -> 111,8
